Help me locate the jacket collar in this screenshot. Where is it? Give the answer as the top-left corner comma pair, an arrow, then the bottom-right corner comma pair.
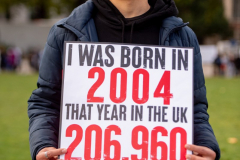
160,16 -> 189,45
56,0 -> 98,42
56,0 -> 188,44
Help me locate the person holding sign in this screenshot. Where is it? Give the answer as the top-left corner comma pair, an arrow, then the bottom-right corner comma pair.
28,0 -> 220,160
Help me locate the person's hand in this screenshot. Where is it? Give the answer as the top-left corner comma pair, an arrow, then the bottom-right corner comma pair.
185,144 -> 216,160
36,147 -> 67,160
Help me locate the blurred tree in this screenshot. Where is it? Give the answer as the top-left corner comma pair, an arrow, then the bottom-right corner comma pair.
0,0 -> 28,20
27,1 -> 52,19
175,0 -> 233,43
27,0 -> 86,19
0,0 -> 233,42
59,0 -> 87,13
0,0 -> 86,20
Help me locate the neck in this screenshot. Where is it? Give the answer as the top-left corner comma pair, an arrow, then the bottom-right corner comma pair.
109,0 -> 150,18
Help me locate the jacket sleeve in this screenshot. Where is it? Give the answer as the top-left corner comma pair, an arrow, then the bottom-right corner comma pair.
28,25 -> 63,160
185,27 -> 221,160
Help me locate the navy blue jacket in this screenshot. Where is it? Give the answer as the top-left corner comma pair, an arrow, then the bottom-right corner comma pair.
28,0 -> 220,159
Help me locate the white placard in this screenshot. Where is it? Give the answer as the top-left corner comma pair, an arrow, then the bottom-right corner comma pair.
59,42 -> 194,160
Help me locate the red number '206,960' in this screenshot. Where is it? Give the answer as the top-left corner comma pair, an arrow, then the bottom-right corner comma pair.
64,124 -> 187,160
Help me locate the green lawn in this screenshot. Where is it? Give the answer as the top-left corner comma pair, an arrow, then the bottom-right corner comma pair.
0,73 -> 239,160
206,77 -> 240,160
0,72 -> 37,160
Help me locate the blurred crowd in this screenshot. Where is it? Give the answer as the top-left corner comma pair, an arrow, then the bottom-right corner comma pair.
213,53 -> 240,77
0,43 -> 240,78
0,44 -> 43,73
0,46 -> 22,71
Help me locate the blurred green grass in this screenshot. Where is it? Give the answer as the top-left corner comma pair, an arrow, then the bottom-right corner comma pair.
0,73 -> 239,160
206,77 -> 240,160
0,72 -> 37,160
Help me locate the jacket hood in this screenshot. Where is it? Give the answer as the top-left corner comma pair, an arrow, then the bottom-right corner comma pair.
160,16 -> 189,44
92,0 -> 179,27
57,0 -> 186,42
57,0 -> 98,41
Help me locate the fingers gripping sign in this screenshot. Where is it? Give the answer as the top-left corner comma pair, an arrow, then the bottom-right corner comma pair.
36,147 -> 67,160
185,144 -> 216,160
